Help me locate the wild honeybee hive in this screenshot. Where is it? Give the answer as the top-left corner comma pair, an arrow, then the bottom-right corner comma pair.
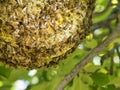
0,0 -> 95,69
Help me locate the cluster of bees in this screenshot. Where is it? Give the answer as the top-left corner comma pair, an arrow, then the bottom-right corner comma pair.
0,0 -> 95,69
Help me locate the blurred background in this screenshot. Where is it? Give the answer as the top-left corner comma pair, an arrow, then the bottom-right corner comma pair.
0,0 -> 120,90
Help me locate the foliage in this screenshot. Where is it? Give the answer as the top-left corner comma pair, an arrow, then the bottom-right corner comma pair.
0,0 -> 120,90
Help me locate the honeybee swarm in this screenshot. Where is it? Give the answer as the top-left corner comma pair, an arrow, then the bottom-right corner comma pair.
0,0 -> 95,69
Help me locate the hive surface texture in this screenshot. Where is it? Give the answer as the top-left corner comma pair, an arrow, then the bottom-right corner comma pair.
0,0 -> 95,69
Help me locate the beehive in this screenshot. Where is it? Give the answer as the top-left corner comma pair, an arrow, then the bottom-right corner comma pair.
0,0 -> 95,69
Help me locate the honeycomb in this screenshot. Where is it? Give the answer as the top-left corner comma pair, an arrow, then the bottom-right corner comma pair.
0,0 -> 95,69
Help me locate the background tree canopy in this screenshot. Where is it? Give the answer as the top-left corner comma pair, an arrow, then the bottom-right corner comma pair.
0,0 -> 120,90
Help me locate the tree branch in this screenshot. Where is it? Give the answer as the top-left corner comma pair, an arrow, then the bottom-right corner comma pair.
55,23 -> 120,90
109,49 -> 114,75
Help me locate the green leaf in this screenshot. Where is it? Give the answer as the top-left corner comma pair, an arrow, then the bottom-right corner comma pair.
65,75 -> 91,90
80,74 -> 93,85
109,77 -> 120,87
0,65 -> 12,79
107,85 -> 117,90
30,76 -> 61,90
8,69 -> 29,82
97,85 -> 116,90
0,81 -> 3,87
84,39 -> 98,49
84,63 -> 101,72
45,68 -> 57,81
91,73 -> 109,86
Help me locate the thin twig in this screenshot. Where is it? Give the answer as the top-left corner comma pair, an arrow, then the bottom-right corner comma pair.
100,51 -> 110,65
92,6 -> 119,32
55,23 -> 120,90
115,43 -> 120,68
92,9 -> 117,31
109,49 -> 114,75
115,43 -> 120,60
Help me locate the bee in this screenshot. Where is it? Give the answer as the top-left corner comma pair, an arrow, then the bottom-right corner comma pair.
24,58 -> 31,65
16,0 -> 23,6
7,5 -> 12,13
9,0 -> 16,4
0,19 -> 2,28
